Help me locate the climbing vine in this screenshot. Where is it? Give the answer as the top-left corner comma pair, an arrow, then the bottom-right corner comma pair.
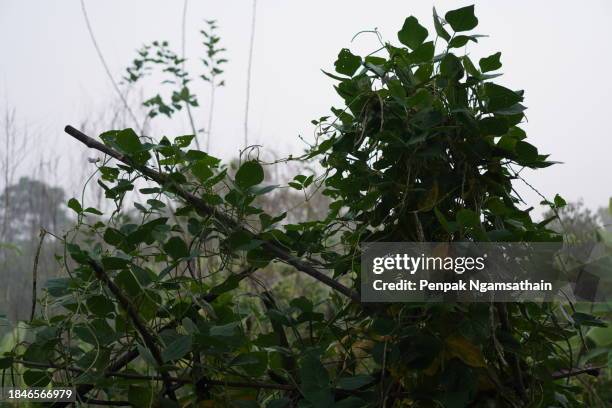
1,5 -> 609,408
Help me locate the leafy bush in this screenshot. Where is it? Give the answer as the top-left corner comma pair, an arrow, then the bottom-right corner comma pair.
1,5 -> 609,407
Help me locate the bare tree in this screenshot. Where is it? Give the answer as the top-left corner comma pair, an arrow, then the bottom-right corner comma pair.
0,105 -> 29,241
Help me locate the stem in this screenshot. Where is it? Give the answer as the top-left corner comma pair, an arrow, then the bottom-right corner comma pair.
180,0 -> 201,150
29,229 -> 46,321
63,125 -> 359,303
88,261 -> 177,401
79,0 -> 139,129
206,83 -> 215,152
244,0 -> 257,147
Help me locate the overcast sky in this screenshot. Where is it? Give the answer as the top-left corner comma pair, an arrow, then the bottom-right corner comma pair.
0,0 -> 611,213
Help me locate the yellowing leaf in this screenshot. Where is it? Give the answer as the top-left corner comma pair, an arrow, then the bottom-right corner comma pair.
418,180 -> 439,211
445,335 -> 487,368
423,355 -> 441,376
351,339 -> 375,358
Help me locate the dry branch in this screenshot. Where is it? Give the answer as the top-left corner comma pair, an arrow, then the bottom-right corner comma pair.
88,261 -> 177,401
63,125 -> 359,302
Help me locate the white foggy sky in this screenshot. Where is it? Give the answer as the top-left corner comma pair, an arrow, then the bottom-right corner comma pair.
0,0 -> 610,213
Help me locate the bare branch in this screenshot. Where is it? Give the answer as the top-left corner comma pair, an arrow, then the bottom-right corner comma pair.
552,365 -> 606,380
63,125 -> 359,302
88,261 -> 177,401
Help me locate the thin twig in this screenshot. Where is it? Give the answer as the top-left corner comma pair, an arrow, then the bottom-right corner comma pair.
244,0 -> 257,147
79,0 -> 139,128
552,365 -> 606,380
16,360 -> 295,391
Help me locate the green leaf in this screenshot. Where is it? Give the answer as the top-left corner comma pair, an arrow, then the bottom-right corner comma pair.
479,52 -> 502,72
45,277 -> 71,297
84,207 -> 103,215
247,247 -> 273,268
235,160 -> 264,188
484,83 -> 522,112
140,187 -> 161,194
174,134 -> 194,148
300,353 -> 333,407
407,88 -> 432,109
0,356 -> 13,369
398,16 -> 429,50
433,7 -> 451,41
136,344 -> 158,367
553,194 -> 567,208
479,117 -> 508,136
573,312 -> 607,328
210,273 -> 247,295
162,335 -> 192,362
250,184 -> 278,196
411,41 -> 435,63
104,228 -> 124,246
515,141 -> 539,163
457,209 -> 480,228
23,370 -> 51,386
22,344 -> 48,366
163,236 -> 190,259
210,322 -> 240,337
321,69 -> 347,81
439,53 -> 464,81
86,295 -> 115,317
115,128 -> 143,153
67,198 -> 83,214
185,150 -> 221,166
128,386 -> 154,408
448,35 -> 478,48
336,375 -> 374,390
147,199 -> 166,209
99,166 -> 119,181
435,207 -> 458,233
588,328 -> 612,347
191,160 -> 214,182
73,319 -> 116,346
231,351 -> 268,377
101,256 -> 130,270
334,48 -> 362,76
445,5 -> 478,32
115,270 -> 143,297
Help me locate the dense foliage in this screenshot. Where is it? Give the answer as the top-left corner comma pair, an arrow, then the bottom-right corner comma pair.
1,5 -> 610,407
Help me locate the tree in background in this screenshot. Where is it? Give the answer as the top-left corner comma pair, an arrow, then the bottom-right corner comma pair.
0,178 -> 69,328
